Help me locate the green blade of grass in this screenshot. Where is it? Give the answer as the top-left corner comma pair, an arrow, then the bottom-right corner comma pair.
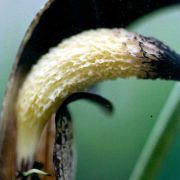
129,83 -> 180,180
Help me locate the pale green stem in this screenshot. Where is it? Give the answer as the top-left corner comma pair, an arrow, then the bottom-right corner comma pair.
22,168 -> 50,177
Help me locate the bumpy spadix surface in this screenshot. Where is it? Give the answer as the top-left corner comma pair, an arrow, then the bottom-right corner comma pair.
16,28 -> 160,162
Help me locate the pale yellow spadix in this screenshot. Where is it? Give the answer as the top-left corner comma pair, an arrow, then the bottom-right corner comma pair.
16,28 -> 163,163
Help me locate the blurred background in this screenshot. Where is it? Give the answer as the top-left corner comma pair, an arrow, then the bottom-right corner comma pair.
0,1 -> 180,179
